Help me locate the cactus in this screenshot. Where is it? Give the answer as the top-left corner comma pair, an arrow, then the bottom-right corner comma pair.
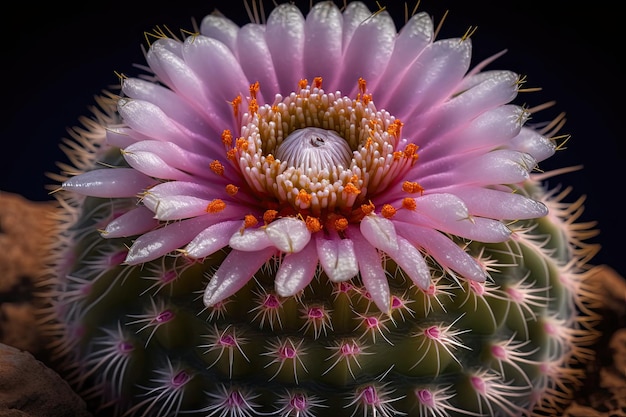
39,1 -> 602,416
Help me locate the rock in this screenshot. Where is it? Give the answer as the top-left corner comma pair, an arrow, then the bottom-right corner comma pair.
0,343 -> 92,417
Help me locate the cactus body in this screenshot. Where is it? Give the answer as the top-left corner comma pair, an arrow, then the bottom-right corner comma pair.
40,2 -> 601,416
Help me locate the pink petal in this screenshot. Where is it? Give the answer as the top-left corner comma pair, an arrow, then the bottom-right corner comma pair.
509,127 -> 556,162
102,206 -> 159,238
275,240 -> 318,297
340,2 -> 372,52
117,99 -> 198,151
395,193 -> 512,242
420,105 -> 525,161
62,168 -> 153,198
203,247 -> 276,307
406,70 -> 519,146
123,140 -> 225,180
265,4 -> 305,93
184,220 -> 242,258
125,215 -> 216,265
122,144 -> 195,182
182,36 -> 249,111
388,38 -> 472,119
265,217 -> 311,253
373,11 -> 433,103
359,214 -> 399,254
315,234 -> 358,282
453,150 -> 536,186
303,1 -> 343,85
336,9 -> 396,94
349,228 -> 390,313
121,78 -> 218,139
452,187 -> 548,220
200,13 -> 240,53
236,24 -> 280,103
399,225 -> 486,282
146,40 -> 229,128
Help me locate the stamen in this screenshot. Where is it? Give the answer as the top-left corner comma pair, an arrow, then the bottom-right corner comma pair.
206,199 -> 226,213
210,160 -> 224,176
402,181 -> 425,194
225,184 -> 239,196
381,204 -> 397,219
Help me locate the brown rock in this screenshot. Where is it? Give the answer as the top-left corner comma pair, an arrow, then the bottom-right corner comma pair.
0,343 -> 92,417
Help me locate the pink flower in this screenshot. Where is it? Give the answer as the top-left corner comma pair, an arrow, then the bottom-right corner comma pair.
62,1 -> 554,314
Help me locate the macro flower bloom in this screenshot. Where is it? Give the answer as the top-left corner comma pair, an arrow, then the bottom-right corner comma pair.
62,1 -> 555,315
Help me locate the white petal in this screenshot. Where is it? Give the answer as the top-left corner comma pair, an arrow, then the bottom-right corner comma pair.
316,236 -> 358,282
265,217 -> 311,253
203,247 -> 275,307
350,229 -> 390,313
275,241 -> 318,297
185,220 -> 241,258
229,227 -> 273,251
387,236 -> 431,290
360,214 -> 399,253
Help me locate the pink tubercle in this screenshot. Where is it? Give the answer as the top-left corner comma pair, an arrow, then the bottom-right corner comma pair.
289,393 -> 307,410
307,307 -> 324,319
424,326 -> 440,340
416,388 -> 435,407
341,341 -> 361,356
227,390 -> 245,407
491,345 -> 507,359
171,370 -> 190,387
361,386 -> 379,405
470,375 -> 486,394
155,309 -> 174,323
264,294 -> 281,309
279,345 -> 297,359
117,341 -> 134,354
219,334 -> 236,347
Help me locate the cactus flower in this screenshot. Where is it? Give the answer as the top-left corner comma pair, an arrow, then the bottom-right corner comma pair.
41,1 -> 601,416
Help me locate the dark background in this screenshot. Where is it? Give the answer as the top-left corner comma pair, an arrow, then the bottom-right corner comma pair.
1,1 -> 623,278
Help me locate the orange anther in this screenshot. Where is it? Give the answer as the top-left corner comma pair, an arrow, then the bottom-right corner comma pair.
263,209 -> 278,224
313,77 -> 323,89
249,81 -> 260,99
387,119 -> 404,137
344,183 -> 361,195
296,189 -> 312,206
210,160 -> 224,176
305,216 -> 322,233
334,217 -> 349,231
236,138 -> 248,152
265,154 -> 275,164
360,201 -> 375,215
206,199 -> 226,213
230,95 -> 242,119
225,184 -> 239,196
226,148 -> 237,161
221,129 -> 233,147
248,98 -> 258,115
244,214 -> 258,228
393,151 -> 403,160
402,198 -> 417,211
404,143 -> 419,160
381,204 -> 396,218
358,77 -> 367,95
402,181 -> 424,195
298,79 -> 308,90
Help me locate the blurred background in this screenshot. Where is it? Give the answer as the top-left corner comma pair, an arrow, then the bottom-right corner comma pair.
1,0 -> 623,278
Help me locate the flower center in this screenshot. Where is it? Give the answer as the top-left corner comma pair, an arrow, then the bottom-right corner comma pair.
274,127 -> 352,175
222,77 -> 421,230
